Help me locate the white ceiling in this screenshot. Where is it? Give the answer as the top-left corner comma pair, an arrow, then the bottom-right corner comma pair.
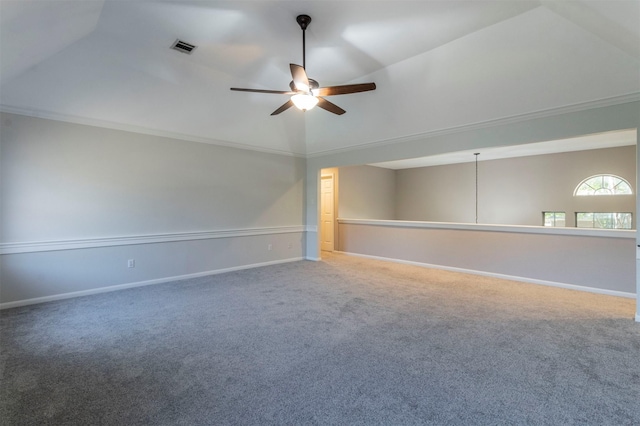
1,1 -> 639,157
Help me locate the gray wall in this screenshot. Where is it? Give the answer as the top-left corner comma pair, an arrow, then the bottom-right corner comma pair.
1,113 -> 304,241
338,221 -> 636,295
1,113 -> 305,305
337,165 -> 396,220
331,146 -> 637,295
306,101 -> 639,317
395,146 -> 636,227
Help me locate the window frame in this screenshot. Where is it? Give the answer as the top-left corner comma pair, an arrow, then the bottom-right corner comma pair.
542,211 -> 566,227
575,212 -> 633,229
574,174 -> 633,196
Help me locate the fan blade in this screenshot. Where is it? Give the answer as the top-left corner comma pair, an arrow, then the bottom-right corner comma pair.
290,64 -> 310,92
316,97 -> 346,115
316,83 -> 376,96
230,87 -> 296,95
271,100 -> 294,116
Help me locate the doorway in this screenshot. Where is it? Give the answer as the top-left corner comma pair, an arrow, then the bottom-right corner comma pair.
320,173 -> 335,252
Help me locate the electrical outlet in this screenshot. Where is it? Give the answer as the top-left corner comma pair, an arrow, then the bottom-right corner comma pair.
268,244 -> 272,251
128,259 -> 135,268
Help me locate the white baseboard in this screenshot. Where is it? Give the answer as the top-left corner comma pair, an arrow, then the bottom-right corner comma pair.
0,257 -> 303,310
338,251 -> 637,299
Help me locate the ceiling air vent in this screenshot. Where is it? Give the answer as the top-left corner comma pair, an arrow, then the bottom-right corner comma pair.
171,39 -> 197,54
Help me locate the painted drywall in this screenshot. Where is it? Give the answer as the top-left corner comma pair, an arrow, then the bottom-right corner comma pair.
1,113 -> 304,242
337,165 -> 396,220
1,233 -> 304,306
337,221 -> 636,295
0,112 -> 305,305
305,6 -> 640,155
331,147 -> 637,295
395,161 -> 475,224
306,101 -> 640,318
395,146 -> 636,227
307,101 -> 640,258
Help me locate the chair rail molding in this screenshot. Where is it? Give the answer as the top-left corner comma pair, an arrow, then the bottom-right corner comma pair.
1,225 -> 308,255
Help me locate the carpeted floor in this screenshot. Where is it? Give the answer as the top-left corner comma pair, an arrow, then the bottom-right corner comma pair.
1,253 -> 639,425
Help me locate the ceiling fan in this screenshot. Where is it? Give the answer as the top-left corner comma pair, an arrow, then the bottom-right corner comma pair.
230,14 -> 376,116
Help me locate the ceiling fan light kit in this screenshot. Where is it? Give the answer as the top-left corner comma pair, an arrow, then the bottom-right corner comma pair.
291,94 -> 319,111
230,14 -> 376,115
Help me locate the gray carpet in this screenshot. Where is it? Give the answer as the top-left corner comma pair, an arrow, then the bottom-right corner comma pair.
1,253 -> 639,425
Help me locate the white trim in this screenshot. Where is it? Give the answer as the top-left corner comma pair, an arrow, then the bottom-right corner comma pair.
306,256 -> 322,261
1,226 -> 306,255
307,93 -> 640,157
3,93 -> 638,160
339,251 -> 636,299
573,174 -> 633,196
0,105 -> 306,158
337,218 -> 636,239
0,257 -> 304,310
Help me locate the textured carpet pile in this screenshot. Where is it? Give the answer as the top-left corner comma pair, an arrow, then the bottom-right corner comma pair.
1,253 -> 639,425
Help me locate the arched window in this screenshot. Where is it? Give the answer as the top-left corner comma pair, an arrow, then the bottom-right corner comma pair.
574,174 -> 632,196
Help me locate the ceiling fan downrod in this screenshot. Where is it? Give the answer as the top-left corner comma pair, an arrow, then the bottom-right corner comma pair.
229,13 -> 376,116
296,14 -> 311,70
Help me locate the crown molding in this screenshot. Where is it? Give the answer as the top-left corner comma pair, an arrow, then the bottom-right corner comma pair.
3,92 -> 638,160
0,105 -> 307,158
307,92 -> 640,158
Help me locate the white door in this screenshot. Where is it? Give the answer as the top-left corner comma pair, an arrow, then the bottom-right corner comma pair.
321,175 -> 334,252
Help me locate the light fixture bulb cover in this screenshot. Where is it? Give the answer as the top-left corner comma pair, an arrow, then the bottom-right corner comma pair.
291,94 -> 319,111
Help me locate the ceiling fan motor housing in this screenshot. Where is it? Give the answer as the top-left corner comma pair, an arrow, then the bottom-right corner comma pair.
289,79 -> 319,93
230,13 -> 376,116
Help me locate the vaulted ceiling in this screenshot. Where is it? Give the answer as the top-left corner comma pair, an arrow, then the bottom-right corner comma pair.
1,1 -> 639,157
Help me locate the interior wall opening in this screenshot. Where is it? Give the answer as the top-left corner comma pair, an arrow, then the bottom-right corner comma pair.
337,129 -> 637,230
